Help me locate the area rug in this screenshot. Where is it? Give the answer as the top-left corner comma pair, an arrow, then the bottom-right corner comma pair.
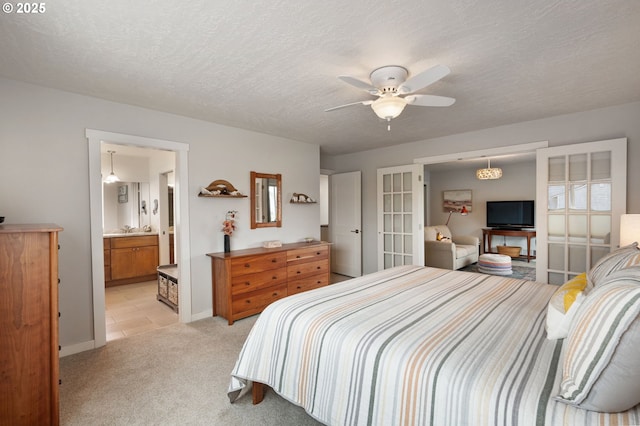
459,260 -> 537,281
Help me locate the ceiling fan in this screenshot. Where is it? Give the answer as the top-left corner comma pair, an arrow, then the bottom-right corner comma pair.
325,64 -> 455,130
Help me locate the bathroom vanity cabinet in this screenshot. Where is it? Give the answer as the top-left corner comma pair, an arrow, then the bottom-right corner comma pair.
104,234 -> 159,287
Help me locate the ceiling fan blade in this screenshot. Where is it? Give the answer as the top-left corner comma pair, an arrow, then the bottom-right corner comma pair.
338,76 -> 380,95
397,64 -> 451,94
405,94 -> 455,107
324,100 -> 373,112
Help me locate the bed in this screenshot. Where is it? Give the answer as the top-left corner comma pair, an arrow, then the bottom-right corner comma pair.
228,265 -> 640,425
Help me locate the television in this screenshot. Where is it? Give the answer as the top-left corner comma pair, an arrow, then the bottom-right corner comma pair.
486,200 -> 535,229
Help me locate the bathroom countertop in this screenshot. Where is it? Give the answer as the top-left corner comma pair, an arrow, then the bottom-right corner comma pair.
103,232 -> 158,238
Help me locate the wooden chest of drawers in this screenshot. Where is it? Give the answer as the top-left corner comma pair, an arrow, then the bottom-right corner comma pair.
208,241 -> 330,325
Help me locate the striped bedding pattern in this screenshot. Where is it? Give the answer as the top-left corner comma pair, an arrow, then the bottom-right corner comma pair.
228,265 -> 640,425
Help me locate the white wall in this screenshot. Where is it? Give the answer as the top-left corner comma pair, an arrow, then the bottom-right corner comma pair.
0,77 -> 320,349
321,101 -> 640,275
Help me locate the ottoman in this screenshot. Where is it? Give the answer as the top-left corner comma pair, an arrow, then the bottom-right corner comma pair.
478,253 -> 512,276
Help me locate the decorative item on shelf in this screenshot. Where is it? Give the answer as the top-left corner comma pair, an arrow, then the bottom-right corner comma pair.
199,179 -> 247,197
303,237 -> 314,243
497,245 -> 521,258
262,240 -> 283,248
290,192 -> 316,203
222,210 -> 237,253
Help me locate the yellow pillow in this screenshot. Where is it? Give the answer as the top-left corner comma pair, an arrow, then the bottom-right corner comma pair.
545,273 -> 588,340
561,273 -> 588,312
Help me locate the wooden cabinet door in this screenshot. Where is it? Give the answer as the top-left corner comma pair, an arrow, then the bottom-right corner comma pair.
135,245 -> 158,276
110,248 -> 137,280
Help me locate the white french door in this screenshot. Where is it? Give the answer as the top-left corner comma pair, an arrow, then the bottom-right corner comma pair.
535,138 -> 627,284
377,164 -> 424,270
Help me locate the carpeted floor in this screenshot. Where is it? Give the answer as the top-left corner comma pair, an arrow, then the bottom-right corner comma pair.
459,259 -> 537,281
59,316 -> 322,426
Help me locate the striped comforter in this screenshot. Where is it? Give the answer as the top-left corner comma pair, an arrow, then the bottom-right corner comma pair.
228,266 -> 640,425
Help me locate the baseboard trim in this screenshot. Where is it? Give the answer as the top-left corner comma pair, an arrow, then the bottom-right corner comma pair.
60,340 -> 96,357
190,309 -> 213,322
60,310 -> 214,357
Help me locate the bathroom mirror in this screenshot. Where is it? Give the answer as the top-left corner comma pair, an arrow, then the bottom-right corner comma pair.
250,171 -> 282,229
103,182 -> 151,232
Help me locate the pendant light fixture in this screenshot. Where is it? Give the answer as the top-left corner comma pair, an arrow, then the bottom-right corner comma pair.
104,150 -> 120,184
476,158 -> 502,180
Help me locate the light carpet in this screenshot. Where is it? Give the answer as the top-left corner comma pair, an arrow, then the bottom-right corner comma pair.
60,315 -> 322,425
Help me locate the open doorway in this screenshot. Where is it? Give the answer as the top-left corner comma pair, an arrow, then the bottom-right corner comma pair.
101,144 -> 178,341
87,129 -> 191,349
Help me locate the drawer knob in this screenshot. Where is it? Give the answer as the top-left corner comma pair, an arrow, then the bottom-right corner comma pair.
245,282 -> 251,286
296,271 -> 301,274
272,276 -> 277,280
296,255 -> 301,258
297,286 -> 301,290
317,280 -> 321,284
271,259 -> 277,263
245,263 -> 250,268
246,300 -> 251,304
316,252 -> 320,255
317,266 -> 321,269
273,292 -> 278,296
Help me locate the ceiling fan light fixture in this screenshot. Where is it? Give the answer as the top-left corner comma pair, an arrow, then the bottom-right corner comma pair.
476,159 -> 502,180
371,95 -> 407,120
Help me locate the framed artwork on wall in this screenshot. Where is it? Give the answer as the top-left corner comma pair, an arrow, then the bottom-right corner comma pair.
443,189 -> 472,212
118,185 -> 128,203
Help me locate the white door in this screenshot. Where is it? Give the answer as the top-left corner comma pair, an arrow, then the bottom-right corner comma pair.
329,171 -> 362,277
536,138 -> 627,284
377,164 -> 424,270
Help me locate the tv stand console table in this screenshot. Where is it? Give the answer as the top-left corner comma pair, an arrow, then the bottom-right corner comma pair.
482,228 -> 536,262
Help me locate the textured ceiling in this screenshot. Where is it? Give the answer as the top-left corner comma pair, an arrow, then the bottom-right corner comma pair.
2,0 -> 639,155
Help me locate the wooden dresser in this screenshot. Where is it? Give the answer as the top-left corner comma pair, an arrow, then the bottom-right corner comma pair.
0,223 -> 62,426
207,241 -> 331,325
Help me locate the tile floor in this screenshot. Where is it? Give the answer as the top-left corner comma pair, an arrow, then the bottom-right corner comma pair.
105,273 -> 355,342
105,280 -> 178,342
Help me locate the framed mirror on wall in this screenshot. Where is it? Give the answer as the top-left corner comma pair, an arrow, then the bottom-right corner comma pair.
250,171 -> 282,229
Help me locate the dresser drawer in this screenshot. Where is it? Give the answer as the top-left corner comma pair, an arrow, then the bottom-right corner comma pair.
287,245 -> 329,264
288,274 -> 329,295
230,252 -> 286,277
287,259 -> 328,279
232,284 -> 287,317
231,269 -> 288,296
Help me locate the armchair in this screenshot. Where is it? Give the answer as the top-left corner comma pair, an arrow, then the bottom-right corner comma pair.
424,225 -> 479,270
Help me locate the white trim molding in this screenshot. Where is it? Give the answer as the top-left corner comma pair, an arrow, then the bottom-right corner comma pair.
86,129 -> 191,349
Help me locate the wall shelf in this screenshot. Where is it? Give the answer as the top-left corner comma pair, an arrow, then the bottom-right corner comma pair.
199,179 -> 246,197
290,192 -> 316,204
198,194 -> 247,198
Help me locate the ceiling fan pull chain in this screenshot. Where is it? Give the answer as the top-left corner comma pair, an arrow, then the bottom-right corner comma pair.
387,118 -> 391,131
